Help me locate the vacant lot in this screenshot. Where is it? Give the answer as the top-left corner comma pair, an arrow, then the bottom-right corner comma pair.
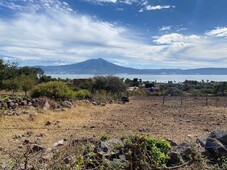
0,96 -> 226,155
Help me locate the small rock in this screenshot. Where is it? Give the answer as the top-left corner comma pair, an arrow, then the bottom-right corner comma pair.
121,96 -> 129,102
187,134 -> 193,138
54,140 -> 64,147
18,145 -> 23,149
64,156 -> 73,164
30,144 -> 44,153
21,100 -> 28,106
13,134 -> 23,139
92,101 -> 98,105
23,139 -> 30,145
26,131 -> 33,137
45,121 -> 52,126
61,101 -> 73,108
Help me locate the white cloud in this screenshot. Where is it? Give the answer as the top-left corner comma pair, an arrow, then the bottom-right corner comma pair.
145,5 -> 174,11
205,27 -> 227,38
154,33 -> 200,45
159,26 -> 172,31
151,32 -> 227,68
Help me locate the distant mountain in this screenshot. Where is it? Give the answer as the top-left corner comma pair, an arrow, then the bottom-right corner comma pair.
40,58 -> 227,75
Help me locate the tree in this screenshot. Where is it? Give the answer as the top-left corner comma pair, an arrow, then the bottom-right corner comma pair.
2,78 -> 20,94
92,76 -> 127,94
18,75 -> 37,96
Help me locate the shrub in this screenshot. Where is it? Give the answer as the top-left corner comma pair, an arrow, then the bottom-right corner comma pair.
30,81 -> 75,99
124,135 -> 171,167
74,89 -> 91,99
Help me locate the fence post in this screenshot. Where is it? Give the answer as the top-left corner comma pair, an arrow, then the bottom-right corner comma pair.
206,94 -> 208,106
162,95 -> 165,105
180,96 -> 183,106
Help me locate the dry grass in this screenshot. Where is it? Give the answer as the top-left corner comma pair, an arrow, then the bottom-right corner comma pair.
0,96 -> 226,156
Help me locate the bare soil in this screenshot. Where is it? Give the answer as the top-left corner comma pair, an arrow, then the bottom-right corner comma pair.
0,96 -> 226,153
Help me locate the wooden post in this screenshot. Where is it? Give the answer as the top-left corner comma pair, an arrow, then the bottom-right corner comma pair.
181,96 -> 183,106
206,94 -> 208,106
216,97 -> 219,107
162,95 -> 165,106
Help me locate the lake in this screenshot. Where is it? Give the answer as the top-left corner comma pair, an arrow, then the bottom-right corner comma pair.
47,74 -> 227,83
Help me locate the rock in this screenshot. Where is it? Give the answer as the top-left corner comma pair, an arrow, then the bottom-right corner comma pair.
61,101 -> 73,108
13,134 -> 24,139
205,137 -> 227,157
96,139 -> 124,159
48,100 -> 60,109
90,126 -> 96,129
168,152 -> 182,165
209,130 -> 227,145
21,100 -> 28,106
138,128 -> 150,133
30,144 -> 44,153
92,101 -> 98,105
168,143 -> 194,166
100,141 -> 109,152
64,156 -> 73,164
23,139 -> 30,145
26,131 -> 33,137
121,96 -> 129,102
2,102 -> 8,109
196,137 -> 206,148
54,139 -> 65,147
45,121 -> 52,126
8,102 -> 14,107
42,100 -> 50,110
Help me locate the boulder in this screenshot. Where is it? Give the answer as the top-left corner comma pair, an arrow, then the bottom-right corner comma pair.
205,137 -> 227,157
167,143 -> 194,166
209,130 -> 227,146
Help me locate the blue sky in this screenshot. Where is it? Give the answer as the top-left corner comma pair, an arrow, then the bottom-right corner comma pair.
0,0 -> 227,69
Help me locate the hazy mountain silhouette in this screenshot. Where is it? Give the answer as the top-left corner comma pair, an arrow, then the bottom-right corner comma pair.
41,58 -> 227,75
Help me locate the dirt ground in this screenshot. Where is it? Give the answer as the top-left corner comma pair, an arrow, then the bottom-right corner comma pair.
0,96 -> 227,153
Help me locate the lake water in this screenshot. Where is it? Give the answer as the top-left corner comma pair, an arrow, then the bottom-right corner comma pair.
47,74 -> 227,83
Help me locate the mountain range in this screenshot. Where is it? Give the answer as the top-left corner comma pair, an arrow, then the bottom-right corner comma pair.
40,58 -> 227,75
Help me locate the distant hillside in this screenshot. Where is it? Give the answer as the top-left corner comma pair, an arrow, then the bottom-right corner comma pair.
41,58 -> 227,75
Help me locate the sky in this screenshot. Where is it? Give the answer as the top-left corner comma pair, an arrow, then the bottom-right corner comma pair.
0,0 -> 227,69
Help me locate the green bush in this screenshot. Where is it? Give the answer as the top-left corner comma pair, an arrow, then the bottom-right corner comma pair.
30,81 -> 75,99
74,89 -> 91,99
124,135 -> 171,167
